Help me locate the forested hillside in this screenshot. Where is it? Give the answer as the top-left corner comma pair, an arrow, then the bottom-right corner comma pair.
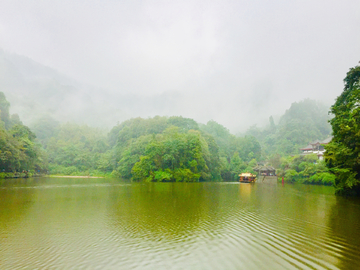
2,86 -> 262,182
246,99 -> 332,158
0,49 -> 128,128
0,49 -> 219,130
0,92 -> 45,177
1,88 -> 334,183
31,115 -> 261,181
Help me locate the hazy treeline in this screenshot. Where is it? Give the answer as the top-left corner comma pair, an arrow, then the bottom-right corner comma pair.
0,92 -> 46,178
1,90 -> 335,184
245,99 -> 334,185
31,113 -> 261,181
246,99 -> 332,157
276,154 -> 335,185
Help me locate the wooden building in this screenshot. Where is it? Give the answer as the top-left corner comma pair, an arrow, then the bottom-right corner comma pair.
253,165 -> 276,176
300,137 -> 332,160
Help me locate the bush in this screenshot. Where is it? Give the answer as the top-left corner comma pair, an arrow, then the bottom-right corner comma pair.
305,172 -> 335,185
277,154 -> 334,186
319,172 -> 335,185
284,169 -> 299,182
111,170 -> 122,178
63,166 -> 78,175
0,172 -> 14,179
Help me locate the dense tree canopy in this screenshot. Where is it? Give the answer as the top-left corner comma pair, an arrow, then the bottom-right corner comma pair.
0,92 -> 45,176
325,65 -> 360,196
37,122 -> 111,176
200,120 -> 261,162
1,87 -> 336,186
247,99 -> 332,158
26,114 -> 260,181
277,154 -> 334,185
111,117 -> 260,181
1,86 -> 339,187
130,127 -> 210,182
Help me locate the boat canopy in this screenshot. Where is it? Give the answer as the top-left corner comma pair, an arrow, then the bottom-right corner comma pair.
238,172 -> 256,177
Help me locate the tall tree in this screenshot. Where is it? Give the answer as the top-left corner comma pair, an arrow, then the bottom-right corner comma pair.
247,99 -> 332,157
325,65 -> 360,196
0,92 -> 45,174
0,91 -> 11,129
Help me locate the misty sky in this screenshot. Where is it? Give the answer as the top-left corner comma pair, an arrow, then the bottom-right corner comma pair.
0,0 -> 360,131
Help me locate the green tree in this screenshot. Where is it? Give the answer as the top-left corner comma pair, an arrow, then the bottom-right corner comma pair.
0,92 -> 11,129
325,65 -> 360,195
247,99 -> 331,157
0,92 -> 45,175
45,123 -> 110,175
277,154 -> 333,185
30,116 -> 59,147
229,152 -> 246,180
129,127 -> 208,182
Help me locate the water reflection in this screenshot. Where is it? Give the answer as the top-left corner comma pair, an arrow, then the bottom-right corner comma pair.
0,178 -> 36,268
0,178 -> 359,269
110,183 -> 223,238
328,196 -> 360,269
0,178 -> 36,232
238,182 -> 253,200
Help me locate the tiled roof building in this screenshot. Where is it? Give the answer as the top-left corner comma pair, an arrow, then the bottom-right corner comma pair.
300,137 -> 332,160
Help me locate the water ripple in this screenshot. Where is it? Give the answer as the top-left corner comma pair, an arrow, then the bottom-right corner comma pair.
1,182 -> 359,269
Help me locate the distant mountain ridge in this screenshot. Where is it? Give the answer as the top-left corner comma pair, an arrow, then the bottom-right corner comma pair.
0,49 -> 192,129
0,49 -> 130,128
0,49 -> 333,136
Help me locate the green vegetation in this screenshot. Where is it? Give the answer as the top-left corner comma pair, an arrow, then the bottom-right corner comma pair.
31,117 -> 111,177
129,127 -> 209,182
25,113 -> 260,181
277,154 -> 335,185
246,99 -> 331,157
325,65 -> 360,196
109,117 -> 260,181
3,82 -> 353,189
244,98 -> 335,187
0,92 -> 45,178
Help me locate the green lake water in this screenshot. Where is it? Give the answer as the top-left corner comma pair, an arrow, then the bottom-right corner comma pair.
0,177 -> 360,269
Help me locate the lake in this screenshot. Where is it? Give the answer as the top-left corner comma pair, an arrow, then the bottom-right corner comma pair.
1,177 -> 360,269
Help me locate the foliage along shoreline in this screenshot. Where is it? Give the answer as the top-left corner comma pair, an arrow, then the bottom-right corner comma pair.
276,154 -> 335,186
0,172 -> 45,179
2,62 -> 360,196
0,91 -> 332,184
324,65 -> 360,196
49,175 -> 105,178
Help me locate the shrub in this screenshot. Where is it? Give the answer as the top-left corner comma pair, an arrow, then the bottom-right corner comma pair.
284,169 -> 299,182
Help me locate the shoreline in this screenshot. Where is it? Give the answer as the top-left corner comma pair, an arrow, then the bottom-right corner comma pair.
49,175 -> 105,179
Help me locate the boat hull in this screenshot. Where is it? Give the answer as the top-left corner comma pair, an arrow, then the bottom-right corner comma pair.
239,179 -> 256,183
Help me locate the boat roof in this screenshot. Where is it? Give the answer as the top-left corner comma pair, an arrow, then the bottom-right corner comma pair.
239,172 -> 256,177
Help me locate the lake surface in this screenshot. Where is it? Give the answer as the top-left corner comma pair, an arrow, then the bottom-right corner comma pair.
1,178 -> 360,269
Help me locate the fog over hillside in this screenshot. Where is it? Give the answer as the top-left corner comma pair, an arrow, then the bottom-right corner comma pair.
0,49 -> 204,129
1,0 -> 360,132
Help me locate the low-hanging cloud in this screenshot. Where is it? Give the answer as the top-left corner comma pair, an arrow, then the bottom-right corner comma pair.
0,0 -> 359,132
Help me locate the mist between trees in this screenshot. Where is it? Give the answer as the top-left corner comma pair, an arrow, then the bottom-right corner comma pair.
1,90 -> 334,184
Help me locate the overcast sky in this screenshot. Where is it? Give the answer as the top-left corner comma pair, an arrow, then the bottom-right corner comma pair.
0,0 -> 359,131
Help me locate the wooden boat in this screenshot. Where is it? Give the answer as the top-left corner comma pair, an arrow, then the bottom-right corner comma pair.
239,172 -> 256,183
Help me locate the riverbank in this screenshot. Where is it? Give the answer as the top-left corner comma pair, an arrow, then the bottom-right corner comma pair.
49,175 -> 105,178
0,172 -> 45,179
0,173 -> 105,179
